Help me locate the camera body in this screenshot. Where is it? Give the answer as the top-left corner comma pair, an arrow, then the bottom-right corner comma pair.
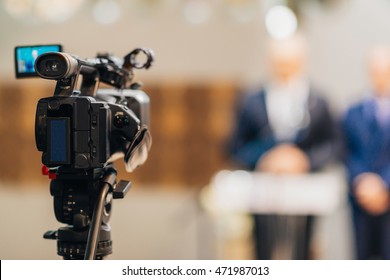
30,49 -> 153,172
35,89 -> 149,171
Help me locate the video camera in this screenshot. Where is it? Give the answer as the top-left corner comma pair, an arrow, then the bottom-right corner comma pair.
15,44 -> 154,259
15,44 -> 153,171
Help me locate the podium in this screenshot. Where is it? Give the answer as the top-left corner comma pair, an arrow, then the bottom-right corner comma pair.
211,168 -> 345,215
203,167 -> 347,259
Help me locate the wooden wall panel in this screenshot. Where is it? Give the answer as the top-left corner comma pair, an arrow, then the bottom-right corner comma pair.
0,80 -> 237,188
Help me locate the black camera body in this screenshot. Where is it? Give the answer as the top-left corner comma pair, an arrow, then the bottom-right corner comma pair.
35,89 -> 149,171
32,49 -> 153,172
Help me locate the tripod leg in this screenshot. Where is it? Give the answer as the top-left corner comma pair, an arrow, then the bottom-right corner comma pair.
84,183 -> 110,260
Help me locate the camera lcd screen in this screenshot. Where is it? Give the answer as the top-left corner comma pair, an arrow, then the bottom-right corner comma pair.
48,118 -> 70,164
14,44 -> 62,78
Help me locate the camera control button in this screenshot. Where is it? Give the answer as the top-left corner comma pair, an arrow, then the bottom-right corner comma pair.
92,115 -> 98,126
114,115 -> 125,128
75,154 -> 89,168
48,100 -> 60,110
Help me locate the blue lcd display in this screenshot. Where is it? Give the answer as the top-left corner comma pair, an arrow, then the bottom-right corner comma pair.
49,119 -> 68,163
15,44 -> 62,77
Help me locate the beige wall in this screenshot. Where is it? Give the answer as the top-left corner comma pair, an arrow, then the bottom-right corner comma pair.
2,0 -> 390,112
0,0 -> 267,82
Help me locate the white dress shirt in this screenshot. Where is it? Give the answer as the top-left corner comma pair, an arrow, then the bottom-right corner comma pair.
265,78 -> 311,142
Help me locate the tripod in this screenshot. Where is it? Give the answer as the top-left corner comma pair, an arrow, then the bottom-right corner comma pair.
43,164 -> 131,260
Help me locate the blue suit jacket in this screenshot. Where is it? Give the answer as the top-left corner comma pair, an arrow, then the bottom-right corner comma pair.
342,98 -> 390,189
342,98 -> 390,259
229,88 -> 336,170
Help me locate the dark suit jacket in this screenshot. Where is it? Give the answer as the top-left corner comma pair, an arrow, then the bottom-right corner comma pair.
229,87 -> 336,170
342,98 -> 390,191
342,98 -> 390,259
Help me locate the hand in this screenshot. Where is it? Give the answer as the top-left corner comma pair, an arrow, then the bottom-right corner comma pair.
354,173 -> 390,215
257,144 -> 310,175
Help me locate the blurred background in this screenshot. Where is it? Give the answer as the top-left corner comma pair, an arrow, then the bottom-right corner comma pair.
1,0 -> 390,259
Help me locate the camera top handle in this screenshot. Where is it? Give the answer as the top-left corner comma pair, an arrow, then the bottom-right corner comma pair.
34,48 -> 154,97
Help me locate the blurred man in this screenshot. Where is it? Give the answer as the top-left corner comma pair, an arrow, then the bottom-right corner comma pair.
342,46 -> 390,259
229,35 -> 336,259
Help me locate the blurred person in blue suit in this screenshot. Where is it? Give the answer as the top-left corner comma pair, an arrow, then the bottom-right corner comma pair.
342,46 -> 390,260
229,35 -> 337,259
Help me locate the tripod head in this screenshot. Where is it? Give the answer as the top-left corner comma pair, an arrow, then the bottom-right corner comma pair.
43,165 -> 130,259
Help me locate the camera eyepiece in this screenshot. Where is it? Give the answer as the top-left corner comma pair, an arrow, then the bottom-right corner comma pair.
35,52 -> 79,80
